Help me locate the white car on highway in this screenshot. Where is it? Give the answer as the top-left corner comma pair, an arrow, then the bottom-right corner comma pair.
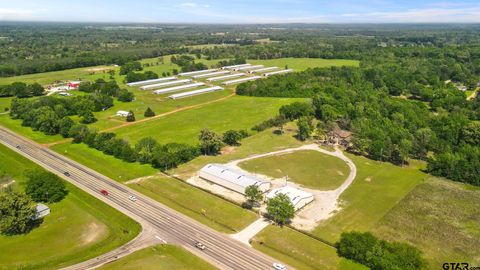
128,195 -> 137,202
273,263 -> 286,270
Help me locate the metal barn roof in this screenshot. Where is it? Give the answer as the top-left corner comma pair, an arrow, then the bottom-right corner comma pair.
266,186 -> 313,208
153,82 -> 205,94
126,77 -> 177,87
168,86 -> 223,99
200,164 -> 268,189
140,79 -> 192,90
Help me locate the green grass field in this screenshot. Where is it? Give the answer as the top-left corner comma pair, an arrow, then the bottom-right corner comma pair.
0,144 -> 140,270
252,226 -> 366,270
171,122 -> 304,179
129,175 -> 257,233
311,154 -> 426,243
51,142 -> 158,182
249,58 -> 360,71
239,150 -> 350,190
373,178 -> 480,269
98,245 -> 215,270
114,96 -> 302,145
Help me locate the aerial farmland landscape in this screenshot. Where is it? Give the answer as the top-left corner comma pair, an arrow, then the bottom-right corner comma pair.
1,1 -> 480,270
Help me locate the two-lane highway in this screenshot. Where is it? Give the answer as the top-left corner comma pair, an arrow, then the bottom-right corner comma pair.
0,126 -> 287,270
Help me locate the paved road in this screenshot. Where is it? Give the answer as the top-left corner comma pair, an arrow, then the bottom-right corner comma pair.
0,126 -> 286,270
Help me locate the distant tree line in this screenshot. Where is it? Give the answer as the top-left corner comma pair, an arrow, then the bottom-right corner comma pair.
0,82 -> 44,98
171,55 -> 208,72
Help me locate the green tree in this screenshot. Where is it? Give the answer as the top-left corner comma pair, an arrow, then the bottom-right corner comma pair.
58,117 -> 75,138
198,128 -> 224,155
126,110 -> 135,122
117,89 -> 135,102
222,130 -> 243,146
134,137 -> 158,164
0,191 -> 36,235
144,107 -> 155,117
266,193 -> 295,225
25,169 -> 68,203
80,110 -> 97,124
28,83 -> 45,96
296,116 -> 313,141
245,185 -> 263,206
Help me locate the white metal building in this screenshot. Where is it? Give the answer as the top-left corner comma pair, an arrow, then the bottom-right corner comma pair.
192,70 -> 230,79
179,69 -> 218,76
199,164 -> 271,195
266,186 -> 314,211
234,65 -> 264,71
153,82 -> 205,95
169,86 -> 224,99
206,73 -> 245,82
222,76 -> 261,85
126,77 -> 176,87
221,63 -> 251,70
140,79 -> 192,90
33,203 -> 50,220
263,69 -> 294,77
250,66 -> 279,73
116,110 -> 130,117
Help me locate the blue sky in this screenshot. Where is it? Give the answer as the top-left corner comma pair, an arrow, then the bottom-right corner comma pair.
0,0 -> 479,23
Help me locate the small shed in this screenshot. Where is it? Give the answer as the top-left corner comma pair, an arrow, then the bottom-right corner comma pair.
33,203 -> 50,220
116,110 -> 130,117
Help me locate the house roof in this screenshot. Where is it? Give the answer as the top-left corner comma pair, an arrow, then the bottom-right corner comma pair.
200,164 -> 268,188
266,186 -> 313,207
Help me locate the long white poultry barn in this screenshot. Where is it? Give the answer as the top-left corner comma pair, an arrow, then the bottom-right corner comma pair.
153,82 -> 205,95
221,63 -> 251,70
263,69 -> 294,77
199,164 -> 271,195
179,69 -> 218,76
250,67 -> 279,73
192,70 -> 230,79
168,86 -> 224,99
266,186 -> 314,211
222,76 -> 261,85
140,79 -> 191,90
234,65 -> 264,71
126,76 -> 177,87
206,73 -> 245,82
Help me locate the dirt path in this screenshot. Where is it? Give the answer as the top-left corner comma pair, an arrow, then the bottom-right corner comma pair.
101,92 -> 235,133
226,144 -> 357,231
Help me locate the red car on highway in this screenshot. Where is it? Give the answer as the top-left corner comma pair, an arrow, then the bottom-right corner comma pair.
100,189 -> 109,196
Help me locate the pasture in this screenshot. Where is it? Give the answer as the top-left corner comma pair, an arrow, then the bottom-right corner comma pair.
0,144 -> 140,270
239,150 -> 350,190
249,58 -> 360,71
98,245 -> 215,270
113,96 -> 301,145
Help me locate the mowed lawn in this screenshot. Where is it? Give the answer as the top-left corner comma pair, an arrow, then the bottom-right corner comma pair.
311,154 -> 426,243
129,175 -> 257,233
114,95 -> 301,145
249,58 -> 360,71
252,226 -> 366,270
98,245 -> 215,270
51,142 -> 158,182
373,178 -> 480,268
0,144 -> 140,270
239,150 -> 350,190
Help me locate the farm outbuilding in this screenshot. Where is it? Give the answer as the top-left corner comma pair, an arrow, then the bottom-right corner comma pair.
221,63 -> 251,70
206,73 -> 245,82
179,69 -> 218,76
266,186 -> 314,211
140,79 -> 192,90
263,69 -> 293,77
116,110 -> 130,117
222,76 -> 261,85
199,164 -> 271,195
192,70 -> 230,79
33,203 -> 50,220
168,86 -> 223,99
126,76 -> 176,87
234,65 -> 264,71
153,82 -> 205,95
67,81 -> 81,89
250,66 -> 279,73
